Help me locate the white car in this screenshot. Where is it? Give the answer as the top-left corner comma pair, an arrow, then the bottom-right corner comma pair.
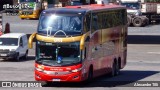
0,33 -> 28,61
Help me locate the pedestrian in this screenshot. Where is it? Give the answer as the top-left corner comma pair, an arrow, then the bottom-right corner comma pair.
4,23 -> 10,34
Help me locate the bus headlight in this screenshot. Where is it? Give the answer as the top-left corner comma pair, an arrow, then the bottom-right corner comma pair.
35,65 -> 44,72
71,67 -> 82,73
35,67 -> 43,72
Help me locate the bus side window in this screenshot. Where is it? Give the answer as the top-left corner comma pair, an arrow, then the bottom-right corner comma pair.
106,13 -> 112,28
97,13 -> 103,29
84,13 -> 91,33
123,9 -> 127,25
91,13 -> 98,33
102,13 -> 107,29
82,47 -> 87,60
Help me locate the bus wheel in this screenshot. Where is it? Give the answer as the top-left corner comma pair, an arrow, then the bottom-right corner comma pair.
115,62 -> 120,76
110,62 -> 116,77
133,18 -> 142,27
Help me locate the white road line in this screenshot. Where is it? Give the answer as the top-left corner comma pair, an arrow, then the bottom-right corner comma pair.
147,52 -> 160,54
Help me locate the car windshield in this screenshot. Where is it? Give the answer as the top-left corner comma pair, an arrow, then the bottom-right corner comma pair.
20,0 -> 37,2
121,3 -> 140,9
36,42 -> 81,66
0,38 -> 18,46
38,14 -> 83,36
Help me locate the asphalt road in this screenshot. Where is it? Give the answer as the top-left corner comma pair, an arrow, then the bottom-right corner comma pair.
0,15 -> 160,90
2,13 -> 38,34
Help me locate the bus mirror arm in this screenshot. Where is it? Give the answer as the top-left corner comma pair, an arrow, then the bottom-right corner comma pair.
80,33 -> 90,50
28,33 -> 37,49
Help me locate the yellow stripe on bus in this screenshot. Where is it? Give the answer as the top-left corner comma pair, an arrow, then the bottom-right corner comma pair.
28,32 -> 91,50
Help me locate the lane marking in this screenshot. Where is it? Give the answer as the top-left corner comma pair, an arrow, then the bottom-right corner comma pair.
147,52 -> 160,54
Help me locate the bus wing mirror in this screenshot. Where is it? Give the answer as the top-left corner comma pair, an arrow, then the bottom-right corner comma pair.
28,33 -> 37,49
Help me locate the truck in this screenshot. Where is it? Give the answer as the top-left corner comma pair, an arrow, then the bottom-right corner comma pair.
18,0 -> 44,19
119,0 -> 160,26
141,0 -> 160,23
119,0 -> 149,27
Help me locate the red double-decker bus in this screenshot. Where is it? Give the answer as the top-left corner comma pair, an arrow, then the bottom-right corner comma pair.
28,4 -> 127,82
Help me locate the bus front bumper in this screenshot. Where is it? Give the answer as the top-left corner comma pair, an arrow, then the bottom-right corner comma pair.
35,70 -> 82,82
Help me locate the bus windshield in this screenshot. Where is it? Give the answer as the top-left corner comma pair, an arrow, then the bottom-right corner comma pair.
36,42 -> 81,66
121,3 -> 140,9
38,14 -> 83,36
20,0 -> 37,2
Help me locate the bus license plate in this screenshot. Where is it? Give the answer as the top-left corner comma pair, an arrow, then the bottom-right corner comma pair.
52,79 -> 60,81
1,54 -> 7,56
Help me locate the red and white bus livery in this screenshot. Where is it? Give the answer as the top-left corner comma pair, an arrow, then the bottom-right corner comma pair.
28,4 -> 128,82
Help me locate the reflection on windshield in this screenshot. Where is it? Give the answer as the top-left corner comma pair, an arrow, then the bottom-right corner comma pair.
71,1 -> 82,6
20,0 -> 37,2
39,15 -> 82,33
121,3 -> 140,9
36,42 -> 81,66
0,38 -> 18,46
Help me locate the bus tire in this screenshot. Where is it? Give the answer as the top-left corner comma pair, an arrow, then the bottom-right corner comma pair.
133,18 -> 142,27
110,61 -> 116,77
115,61 -> 120,76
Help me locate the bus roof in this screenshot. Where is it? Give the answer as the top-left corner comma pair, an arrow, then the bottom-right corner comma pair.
66,4 -> 125,10
42,4 -> 126,15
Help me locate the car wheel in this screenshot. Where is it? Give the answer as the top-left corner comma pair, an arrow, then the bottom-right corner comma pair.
16,56 -> 20,61
23,50 -> 28,60
15,53 -> 20,61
